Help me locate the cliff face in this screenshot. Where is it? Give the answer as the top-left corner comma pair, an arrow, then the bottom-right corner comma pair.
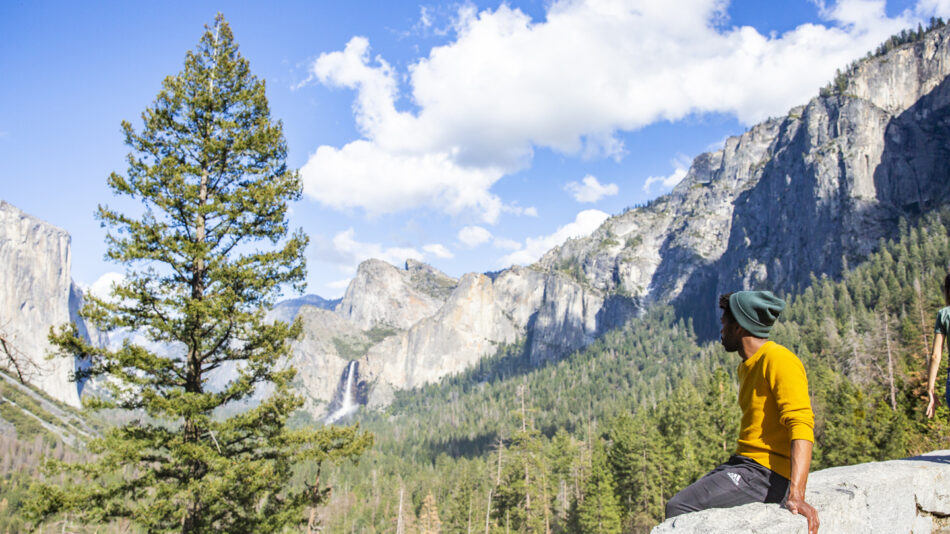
652,450 -> 950,534
336,259 -> 459,330
0,201 -> 82,406
290,262 -> 634,415
540,28 -> 950,337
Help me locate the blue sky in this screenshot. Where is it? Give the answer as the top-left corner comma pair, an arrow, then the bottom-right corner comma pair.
0,0 -> 940,299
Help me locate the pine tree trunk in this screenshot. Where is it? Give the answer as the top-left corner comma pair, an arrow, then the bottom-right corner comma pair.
484,489 -> 492,534
396,486 -> 405,534
915,278 -> 931,352
883,311 -> 897,411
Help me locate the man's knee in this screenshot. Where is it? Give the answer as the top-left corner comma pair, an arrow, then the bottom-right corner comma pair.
665,489 -> 695,519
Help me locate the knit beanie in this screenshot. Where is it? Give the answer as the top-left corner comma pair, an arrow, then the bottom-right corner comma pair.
728,291 -> 786,338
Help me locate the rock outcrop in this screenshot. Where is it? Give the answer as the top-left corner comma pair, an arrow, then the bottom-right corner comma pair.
0,201 -> 82,406
286,305 -> 370,415
336,259 -> 458,330
652,450 -> 950,533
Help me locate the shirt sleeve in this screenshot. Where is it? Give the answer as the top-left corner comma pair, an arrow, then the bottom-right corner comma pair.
935,308 -> 950,336
766,350 -> 815,442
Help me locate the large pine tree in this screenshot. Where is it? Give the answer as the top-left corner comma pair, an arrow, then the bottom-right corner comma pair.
31,14 -> 371,533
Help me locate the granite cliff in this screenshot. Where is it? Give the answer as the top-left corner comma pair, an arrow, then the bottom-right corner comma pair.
540,27 -> 950,337
287,261 -> 635,416
0,201 -> 89,407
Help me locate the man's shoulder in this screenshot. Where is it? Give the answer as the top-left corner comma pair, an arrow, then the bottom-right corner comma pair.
761,341 -> 804,368
936,307 -> 950,335
762,340 -> 795,356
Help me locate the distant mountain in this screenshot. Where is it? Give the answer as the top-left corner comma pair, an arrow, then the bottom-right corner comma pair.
269,294 -> 341,324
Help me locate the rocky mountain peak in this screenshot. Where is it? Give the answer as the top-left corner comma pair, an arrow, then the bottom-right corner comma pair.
336,258 -> 456,330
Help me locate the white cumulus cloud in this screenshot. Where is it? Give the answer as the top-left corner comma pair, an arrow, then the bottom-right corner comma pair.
423,243 -> 455,259
301,0 -> 928,221
458,225 -> 493,247
565,175 -> 619,203
643,156 -> 693,193
499,209 -> 610,267
492,237 -> 523,251
319,228 -> 424,273
85,272 -> 125,304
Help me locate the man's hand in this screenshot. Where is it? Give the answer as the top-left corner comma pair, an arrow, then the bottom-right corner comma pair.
786,492 -> 819,534
926,390 -> 937,419
788,439 -> 819,533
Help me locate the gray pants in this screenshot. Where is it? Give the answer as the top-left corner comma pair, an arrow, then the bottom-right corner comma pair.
665,455 -> 790,519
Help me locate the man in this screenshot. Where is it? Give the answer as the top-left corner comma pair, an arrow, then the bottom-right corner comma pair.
665,291 -> 819,534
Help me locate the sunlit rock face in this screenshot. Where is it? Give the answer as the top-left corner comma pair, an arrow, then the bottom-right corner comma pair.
290,260 -> 638,417
336,259 -> 458,331
540,28 -> 950,338
0,201 -> 81,406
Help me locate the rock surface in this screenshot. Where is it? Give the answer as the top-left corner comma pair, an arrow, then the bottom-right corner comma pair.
291,262 -> 636,416
0,201 -> 82,406
336,259 -> 458,330
652,450 -> 950,534
286,305 -> 371,415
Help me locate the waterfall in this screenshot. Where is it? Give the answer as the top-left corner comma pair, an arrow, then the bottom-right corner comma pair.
325,361 -> 359,424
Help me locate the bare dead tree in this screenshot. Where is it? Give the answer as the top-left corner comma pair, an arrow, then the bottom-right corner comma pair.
306,465 -> 331,534
882,310 -> 898,411
0,322 -> 46,385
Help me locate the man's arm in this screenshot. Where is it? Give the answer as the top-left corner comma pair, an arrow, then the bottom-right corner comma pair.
785,439 -> 819,534
926,333 -> 945,418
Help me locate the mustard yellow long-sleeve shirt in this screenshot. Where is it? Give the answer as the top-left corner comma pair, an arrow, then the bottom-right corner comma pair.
736,341 -> 815,480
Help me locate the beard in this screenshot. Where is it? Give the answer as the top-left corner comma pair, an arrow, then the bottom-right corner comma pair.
720,335 -> 740,352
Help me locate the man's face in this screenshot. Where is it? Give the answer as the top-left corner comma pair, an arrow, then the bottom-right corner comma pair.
720,311 -> 741,352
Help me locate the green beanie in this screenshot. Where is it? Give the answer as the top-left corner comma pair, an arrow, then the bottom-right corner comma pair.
729,291 -> 786,338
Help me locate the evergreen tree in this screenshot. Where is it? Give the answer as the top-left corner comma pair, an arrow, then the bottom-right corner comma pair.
547,428 -> 580,527
606,412 -> 665,529
492,384 -> 550,533
29,15 -> 371,533
419,491 -> 443,534
577,440 -> 622,534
